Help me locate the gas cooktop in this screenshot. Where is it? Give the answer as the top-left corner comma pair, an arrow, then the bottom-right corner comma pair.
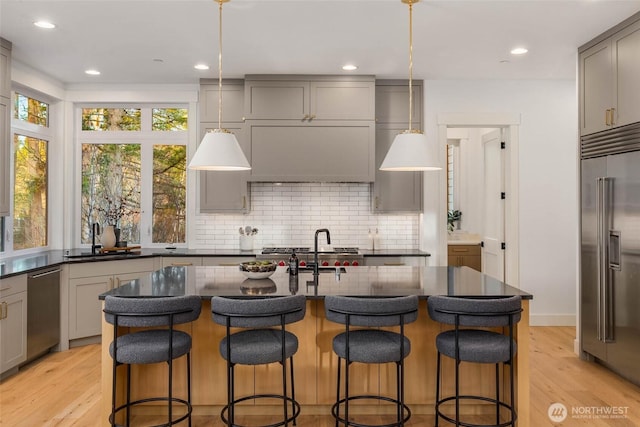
261,247 -> 359,254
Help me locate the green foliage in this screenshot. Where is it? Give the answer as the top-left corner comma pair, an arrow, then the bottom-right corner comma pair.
152,145 -> 186,243
81,108 -> 141,131
447,209 -> 462,232
152,108 -> 188,131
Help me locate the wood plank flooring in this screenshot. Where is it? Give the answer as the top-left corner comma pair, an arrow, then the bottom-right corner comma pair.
1,327 -> 639,426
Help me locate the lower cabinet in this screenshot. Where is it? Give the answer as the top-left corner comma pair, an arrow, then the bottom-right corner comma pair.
162,257 -> 203,267
68,258 -> 157,340
447,244 -> 482,272
0,274 -> 27,375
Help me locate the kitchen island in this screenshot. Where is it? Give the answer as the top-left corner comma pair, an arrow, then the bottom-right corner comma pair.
99,266 -> 532,426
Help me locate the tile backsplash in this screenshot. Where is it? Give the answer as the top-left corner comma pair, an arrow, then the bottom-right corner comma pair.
192,183 -> 420,250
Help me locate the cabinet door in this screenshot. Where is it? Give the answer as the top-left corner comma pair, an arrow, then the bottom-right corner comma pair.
199,125 -> 250,213
375,83 -> 422,125
310,80 -> 375,120
0,291 -> 27,373
244,80 -> 309,120
580,40 -> 613,135
372,125 -> 423,213
0,42 -> 10,97
249,122 -> 375,182
162,257 -> 203,267
0,101 -> 9,216
613,21 -> 640,129
200,82 -> 245,123
68,276 -> 110,339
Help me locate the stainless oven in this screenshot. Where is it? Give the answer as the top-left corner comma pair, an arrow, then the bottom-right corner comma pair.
257,247 -> 363,267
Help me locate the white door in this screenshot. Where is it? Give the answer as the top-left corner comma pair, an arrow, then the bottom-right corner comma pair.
481,129 -> 505,280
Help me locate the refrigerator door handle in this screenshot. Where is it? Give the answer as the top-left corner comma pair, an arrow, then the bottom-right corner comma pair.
596,177 -> 603,341
602,177 -> 615,343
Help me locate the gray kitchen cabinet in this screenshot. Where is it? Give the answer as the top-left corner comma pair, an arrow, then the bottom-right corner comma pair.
248,121 -> 375,182
244,76 -> 375,121
198,124 -> 250,213
579,17 -> 640,135
372,81 -> 423,213
0,274 -> 27,375
202,256 -> 256,266
363,256 -> 427,267
67,259 -> 156,340
0,38 -> 11,217
199,80 -> 251,213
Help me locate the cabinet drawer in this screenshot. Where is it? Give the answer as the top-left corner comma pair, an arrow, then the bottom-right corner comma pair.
162,257 -> 202,267
0,274 -> 27,298
69,258 -> 156,279
202,256 -> 256,266
447,244 -> 481,256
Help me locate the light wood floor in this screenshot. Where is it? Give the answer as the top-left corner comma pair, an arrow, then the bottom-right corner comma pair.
1,327 -> 639,426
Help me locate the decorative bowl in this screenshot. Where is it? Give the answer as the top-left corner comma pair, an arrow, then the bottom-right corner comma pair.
239,260 -> 277,279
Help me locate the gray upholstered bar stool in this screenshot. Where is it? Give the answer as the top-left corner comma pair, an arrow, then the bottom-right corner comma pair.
103,295 -> 202,427
427,295 -> 522,427
324,295 -> 419,427
211,295 -> 307,427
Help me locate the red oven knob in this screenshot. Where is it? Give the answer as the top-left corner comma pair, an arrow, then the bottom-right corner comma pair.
299,261 -> 306,267
343,261 -> 350,266
322,261 -> 329,267
334,261 -> 341,266
278,260 -> 286,267
351,260 -> 359,266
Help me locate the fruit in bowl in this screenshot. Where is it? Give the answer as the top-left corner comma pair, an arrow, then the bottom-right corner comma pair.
239,260 -> 277,279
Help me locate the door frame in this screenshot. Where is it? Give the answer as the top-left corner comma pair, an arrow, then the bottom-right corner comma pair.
437,113 -> 520,287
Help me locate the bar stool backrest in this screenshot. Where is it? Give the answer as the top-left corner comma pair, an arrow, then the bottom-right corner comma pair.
325,295 -> 419,327
427,295 -> 522,327
104,295 -> 202,327
211,295 -> 306,328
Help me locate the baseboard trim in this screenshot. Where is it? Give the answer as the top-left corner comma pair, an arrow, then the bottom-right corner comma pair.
529,314 -> 576,326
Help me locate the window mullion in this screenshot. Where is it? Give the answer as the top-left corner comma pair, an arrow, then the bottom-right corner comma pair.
140,142 -> 154,246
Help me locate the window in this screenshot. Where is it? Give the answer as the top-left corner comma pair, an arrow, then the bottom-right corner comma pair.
13,134 -> 48,250
79,106 -> 187,246
8,91 -> 52,254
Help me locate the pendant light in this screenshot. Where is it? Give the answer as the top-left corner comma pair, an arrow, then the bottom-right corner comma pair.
380,0 -> 441,171
188,0 -> 250,171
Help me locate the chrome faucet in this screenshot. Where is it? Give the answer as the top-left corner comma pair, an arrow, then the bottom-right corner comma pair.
91,223 -> 101,255
313,228 -> 331,278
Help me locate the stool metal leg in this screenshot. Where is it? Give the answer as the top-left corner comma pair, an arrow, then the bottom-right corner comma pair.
126,364 -> 131,427
187,352 -> 192,427
435,352 -> 441,427
335,357 -> 341,427
495,363 -> 500,425
290,356 -> 297,426
281,359 -> 288,427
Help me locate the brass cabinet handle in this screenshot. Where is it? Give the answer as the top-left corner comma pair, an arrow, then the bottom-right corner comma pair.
605,109 -> 610,126
115,277 -> 121,288
375,196 -> 379,209
610,108 -> 616,126
242,196 -> 247,209
309,114 -> 316,120
302,114 -> 310,120
171,262 -> 193,266
0,302 -> 7,320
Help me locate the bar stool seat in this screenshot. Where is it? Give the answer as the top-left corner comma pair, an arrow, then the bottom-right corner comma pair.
211,295 -> 307,427
104,295 -> 202,427
325,295 -> 419,427
427,295 -> 522,427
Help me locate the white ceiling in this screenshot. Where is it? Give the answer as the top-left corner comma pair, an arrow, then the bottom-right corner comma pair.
1,0 -> 640,86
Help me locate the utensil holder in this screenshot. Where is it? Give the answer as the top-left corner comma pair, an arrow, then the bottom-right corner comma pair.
239,235 -> 254,251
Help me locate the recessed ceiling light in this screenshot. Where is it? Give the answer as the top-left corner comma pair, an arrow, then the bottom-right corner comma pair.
33,21 -> 56,29
510,47 -> 528,55
85,69 -> 101,76
194,64 -> 210,71
342,64 -> 358,71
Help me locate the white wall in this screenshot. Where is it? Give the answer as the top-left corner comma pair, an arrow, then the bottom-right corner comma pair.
424,79 -> 579,326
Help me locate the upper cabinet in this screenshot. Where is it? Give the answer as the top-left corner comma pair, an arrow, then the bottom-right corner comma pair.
198,80 -> 251,213
244,75 -> 376,182
579,17 -> 640,135
244,75 -> 375,121
372,81 -> 423,213
0,38 -> 11,217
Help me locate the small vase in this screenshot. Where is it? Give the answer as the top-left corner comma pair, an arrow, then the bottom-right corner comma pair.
101,225 -> 117,249
239,235 -> 254,251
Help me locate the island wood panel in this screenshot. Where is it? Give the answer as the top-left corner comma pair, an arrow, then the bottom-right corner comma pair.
101,299 -> 530,427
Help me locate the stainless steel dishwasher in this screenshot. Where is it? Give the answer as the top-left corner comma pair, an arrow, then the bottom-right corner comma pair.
26,267 -> 61,362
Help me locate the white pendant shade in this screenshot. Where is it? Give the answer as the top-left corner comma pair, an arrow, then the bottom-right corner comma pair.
379,131 -> 441,171
188,129 -> 251,171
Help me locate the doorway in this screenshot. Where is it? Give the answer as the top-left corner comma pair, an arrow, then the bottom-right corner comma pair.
437,113 -> 520,287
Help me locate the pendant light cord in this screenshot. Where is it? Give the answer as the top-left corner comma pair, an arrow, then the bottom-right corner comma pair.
408,1 -> 414,132
218,0 -> 224,130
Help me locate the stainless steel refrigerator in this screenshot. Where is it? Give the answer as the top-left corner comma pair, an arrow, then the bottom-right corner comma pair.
581,122 -> 640,385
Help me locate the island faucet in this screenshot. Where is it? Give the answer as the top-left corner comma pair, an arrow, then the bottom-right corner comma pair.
313,228 -> 331,278
91,223 -> 101,255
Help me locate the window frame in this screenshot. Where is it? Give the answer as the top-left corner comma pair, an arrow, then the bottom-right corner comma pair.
3,89 -> 54,257
75,104 -> 188,249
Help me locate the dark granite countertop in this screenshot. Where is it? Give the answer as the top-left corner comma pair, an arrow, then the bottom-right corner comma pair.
99,265 -> 532,300
0,248 -> 429,279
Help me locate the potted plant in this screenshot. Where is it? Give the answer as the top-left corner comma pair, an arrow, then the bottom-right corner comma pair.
447,209 -> 462,232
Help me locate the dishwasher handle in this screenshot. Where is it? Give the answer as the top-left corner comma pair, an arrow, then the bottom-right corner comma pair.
29,269 -> 62,279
